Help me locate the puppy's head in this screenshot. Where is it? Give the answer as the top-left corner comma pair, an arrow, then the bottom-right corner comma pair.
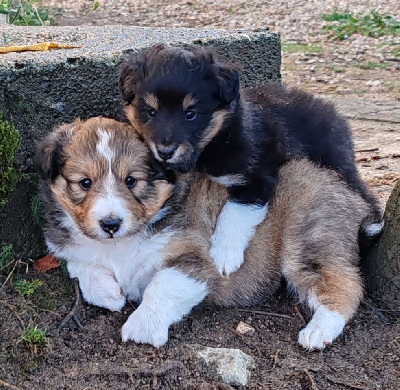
119,44 -> 241,172
35,117 -> 174,242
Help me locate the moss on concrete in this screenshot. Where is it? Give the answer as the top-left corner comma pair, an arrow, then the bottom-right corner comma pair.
0,112 -> 20,208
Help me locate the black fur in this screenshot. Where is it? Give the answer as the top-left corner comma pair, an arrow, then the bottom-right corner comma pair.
119,45 -> 381,220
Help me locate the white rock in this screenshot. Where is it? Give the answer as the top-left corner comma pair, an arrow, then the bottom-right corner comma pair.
190,344 -> 255,386
236,321 -> 255,336
366,80 -> 382,86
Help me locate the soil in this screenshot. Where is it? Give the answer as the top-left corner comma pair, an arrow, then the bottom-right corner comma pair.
1,270 -> 399,390
1,1 -> 400,389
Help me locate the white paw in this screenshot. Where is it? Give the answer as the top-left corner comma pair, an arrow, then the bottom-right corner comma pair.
210,240 -> 245,276
298,306 -> 345,350
84,287 -> 126,312
78,269 -> 126,312
210,202 -> 268,276
121,306 -> 169,348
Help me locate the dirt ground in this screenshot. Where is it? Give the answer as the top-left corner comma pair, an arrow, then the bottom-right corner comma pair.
1,1 -> 400,389
1,270 -> 400,390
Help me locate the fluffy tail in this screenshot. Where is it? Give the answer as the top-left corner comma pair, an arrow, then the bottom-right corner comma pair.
358,215 -> 384,259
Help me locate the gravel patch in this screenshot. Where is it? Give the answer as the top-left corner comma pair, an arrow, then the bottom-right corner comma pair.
41,0 -> 400,101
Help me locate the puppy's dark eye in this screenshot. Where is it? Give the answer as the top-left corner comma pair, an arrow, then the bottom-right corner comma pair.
147,108 -> 157,118
185,110 -> 197,121
125,176 -> 137,188
80,178 -> 92,190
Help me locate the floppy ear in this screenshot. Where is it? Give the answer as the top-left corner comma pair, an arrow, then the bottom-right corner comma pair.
191,47 -> 241,106
119,44 -> 166,105
34,122 -> 76,182
214,62 -> 241,106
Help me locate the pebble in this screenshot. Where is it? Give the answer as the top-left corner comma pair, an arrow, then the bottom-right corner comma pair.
236,321 -> 255,336
366,80 -> 382,86
189,344 -> 255,386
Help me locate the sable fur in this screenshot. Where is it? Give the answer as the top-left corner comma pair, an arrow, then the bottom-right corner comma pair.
36,117 -> 372,349
164,160 -> 368,322
118,44 -> 381,222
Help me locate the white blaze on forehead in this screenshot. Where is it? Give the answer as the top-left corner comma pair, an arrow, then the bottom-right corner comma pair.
96,128 -> 115,186
93,128 -> 127,231
97,129 -> 114,167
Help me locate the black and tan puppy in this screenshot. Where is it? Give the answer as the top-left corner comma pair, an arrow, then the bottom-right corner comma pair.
119,44 -> 383,275
36,117 -> 373,350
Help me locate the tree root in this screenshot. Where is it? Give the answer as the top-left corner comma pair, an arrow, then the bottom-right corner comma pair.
57,278 -> 85,332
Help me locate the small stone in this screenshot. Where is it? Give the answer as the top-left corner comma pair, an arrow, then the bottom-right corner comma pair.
189,344 -> 255,386
366,80 -> 382,86
236,321 -> 255,336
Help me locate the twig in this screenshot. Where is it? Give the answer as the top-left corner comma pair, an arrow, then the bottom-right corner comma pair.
355,147 -> 379,153
1,261 -> 17,290
28,304 -> 62,317
272,348 -> 281,369
293,305 -> 307,326
0,259 -> 16,272
304,369 -> 318,390
326,375 -> 368,390
73,313 -> 85,331
0,378 -> 21,390
78,1 -> 100,26
57,279 -> 85,332
32,4 -> 44,26
237,308 -> 293,320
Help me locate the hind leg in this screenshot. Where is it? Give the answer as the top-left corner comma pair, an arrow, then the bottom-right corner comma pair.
284,260 -> 363,350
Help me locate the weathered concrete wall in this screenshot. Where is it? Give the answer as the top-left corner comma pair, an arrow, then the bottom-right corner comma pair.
0,25 -> 281,258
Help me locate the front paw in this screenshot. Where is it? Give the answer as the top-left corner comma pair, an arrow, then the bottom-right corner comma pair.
210,201 -> 268,276
85,289 -> 126,312
121,306 -> 169,348
78,272 -> 126,312
298,307 -> 345,350
210,240 -> 244,276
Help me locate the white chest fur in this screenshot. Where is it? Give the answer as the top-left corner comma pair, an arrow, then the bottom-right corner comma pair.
48,228 -> 174,304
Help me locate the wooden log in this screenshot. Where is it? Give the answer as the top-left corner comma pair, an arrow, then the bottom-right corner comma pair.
364,180 -> 400,307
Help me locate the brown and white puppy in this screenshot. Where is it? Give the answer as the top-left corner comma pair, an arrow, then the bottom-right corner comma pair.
35,117 -> 372,350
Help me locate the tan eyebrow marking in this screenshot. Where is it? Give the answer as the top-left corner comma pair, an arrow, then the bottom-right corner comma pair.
143,93 -> 159,110
198,109 -> 230,149
182,94 -> 197,110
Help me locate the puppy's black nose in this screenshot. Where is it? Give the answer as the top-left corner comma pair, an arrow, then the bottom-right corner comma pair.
100,218 -> 122,234
156,144 -> 178,160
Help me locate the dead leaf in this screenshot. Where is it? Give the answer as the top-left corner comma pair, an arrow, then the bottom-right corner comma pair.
34,254 -> 60,272
0,42 -> 82,54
